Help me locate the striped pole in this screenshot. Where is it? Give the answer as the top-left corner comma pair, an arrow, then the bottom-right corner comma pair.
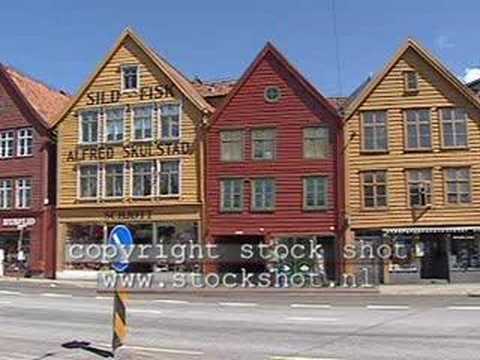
112,290 -> 128,351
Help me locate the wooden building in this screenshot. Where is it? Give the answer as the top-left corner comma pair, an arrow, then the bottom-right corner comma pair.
54,29 -> 213,277
206,43 -> 343,282
0,64 -> 69,278
344,39 -> 480,284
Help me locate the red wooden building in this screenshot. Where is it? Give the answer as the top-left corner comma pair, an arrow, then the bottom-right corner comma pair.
205,43 -> 343,281
0,64 -> 69,278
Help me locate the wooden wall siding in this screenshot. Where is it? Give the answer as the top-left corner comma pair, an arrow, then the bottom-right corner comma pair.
207,51 -> 341,237
346,47 -> 480,230
58,38 -> 203,208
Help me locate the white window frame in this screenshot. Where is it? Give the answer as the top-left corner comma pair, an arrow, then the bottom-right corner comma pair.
16,127 -> 33,157
77,164 -> 99,200
104,107 -> 125,143
441,108 -> 468,148
132,105 -> 154,142
220,178 -> 244,212
252,128 -> 276,160
15,178 -> 32,209
79,109 -> 100,145
0,179 -> 13,209
0,130 -> 14,158
103,163 -> 125,199
407,169 -> 433,208
303,126 -> 331,159
159,102 -> 182,141
158,159 -> 181,197
445,167 -> 471,205
121,64 -> 140,92
131,161 -> 155,198
220,130 -> 244,162
362,111 -> 388,152
251,178 -> 276,211
405,109 -> 432,150
303,176 -> 328,210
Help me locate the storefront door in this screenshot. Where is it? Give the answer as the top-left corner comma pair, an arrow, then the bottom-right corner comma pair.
421,236 -> 449,280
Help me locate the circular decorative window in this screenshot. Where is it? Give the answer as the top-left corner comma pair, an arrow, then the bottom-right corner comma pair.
264,86 -> 281,103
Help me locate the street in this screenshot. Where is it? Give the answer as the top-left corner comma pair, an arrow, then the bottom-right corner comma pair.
0,282 -> 480,359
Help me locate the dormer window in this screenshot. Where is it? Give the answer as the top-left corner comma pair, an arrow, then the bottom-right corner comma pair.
404,71 -> 419,92
121,65 -> 139,91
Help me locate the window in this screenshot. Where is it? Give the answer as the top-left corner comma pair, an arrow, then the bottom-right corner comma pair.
445,168 -> 471,205
160,104 -> 180,140
404,71 -> 419,92
303,176 -> 328,210
362,111 -> 387,151
252,128 -> 276,160
122,65 -> 139,91
105,164 -> 124,198
105,108 -> 124,142
133,106 -> 153,141
17,128 -> 33,156
405,109 -> 431,150
0,179 -> 13,209
450,239 -> 480,270
16,178 -> 32,209
303,127 -> 330,159
407,169 -> 432,208
80,110 -> 99,144
79,165 -> 98,199
220,130 -> 244,161
441,108 -> 468,148
220,179 -> 243,212
159,160 -> 180,196
362,171 -> 387,208
132,162 -> 153,197
264,86 -> 281,103
0,131 -> 14,158
252,178 -> 275,211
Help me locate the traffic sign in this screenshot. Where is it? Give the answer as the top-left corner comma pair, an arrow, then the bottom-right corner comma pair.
108,225 -> 133,273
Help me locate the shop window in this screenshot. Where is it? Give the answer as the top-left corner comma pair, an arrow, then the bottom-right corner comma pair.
389,236 -> 420,273
0,130 -> 14,158
132,161 -> 153,197
104,163 -> 124,198
15,178 -> 32,209
252,128 -> 276,160
17,128 -> 33,156
79,165 -> 98,199
405,109 -> 431,150
407,169 -> 432,208
67,224 -> 104,271
362,111 -> 387,151
303,176 -> 328,210
105,107 -> 124,142
133,106 -> 153,141
361,171 -> 387,209
160,104 -> 180,140
445,167 -> 471,204
121,65 -> 139,91
441,108 -> 468,148
0,179 -> 13,209
220,178 -> 244,212
159,160 -> 179,196
220,130 -> 244,161
80,110 -> 99,144
303,127 -> 330,159
252,178 -> 275,211
450,238 -> 480,270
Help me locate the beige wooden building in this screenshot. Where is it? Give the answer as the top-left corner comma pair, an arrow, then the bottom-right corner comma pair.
54,29 -> 213,277
344,39 -> 480,284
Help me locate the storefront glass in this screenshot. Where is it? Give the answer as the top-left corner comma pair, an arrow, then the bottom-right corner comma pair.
450,237 -> 480,270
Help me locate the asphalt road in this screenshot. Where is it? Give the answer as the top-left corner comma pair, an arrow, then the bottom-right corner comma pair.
0,282 -> 480,359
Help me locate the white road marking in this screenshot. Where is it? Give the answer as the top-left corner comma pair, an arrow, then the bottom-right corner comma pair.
0,290 -> 22,296
290,304 -> 332,309
271,356 -> 341,360
40,293 -> 73,298
154,299 -> 190,305
0,301 -> 12,305
99,343 -> 203,356
130,309 -> 163,315
367,305 -> 410,310
447,306 -> 480,311
286,316 -> 338,322
95,296 -> 112,300
219,302 -> 258,307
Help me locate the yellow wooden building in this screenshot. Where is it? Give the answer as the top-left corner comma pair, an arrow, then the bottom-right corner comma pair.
54,28 -> 213,277
344,39 -> 480,284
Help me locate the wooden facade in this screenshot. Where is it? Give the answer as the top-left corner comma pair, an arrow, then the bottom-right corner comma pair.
206,43 -> 343,279
344,39 -> 480,283
0,64 -> 69,278
55,29 -> 213,275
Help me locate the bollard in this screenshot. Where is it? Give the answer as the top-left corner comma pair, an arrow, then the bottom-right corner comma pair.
112,290 -> 128,351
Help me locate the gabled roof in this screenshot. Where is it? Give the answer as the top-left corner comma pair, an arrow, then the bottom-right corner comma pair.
210,42 -> 341,126
345,38 -> 480,120
54,28 -> 214,127
0,64 -> 70,129
191,78 -> 237,98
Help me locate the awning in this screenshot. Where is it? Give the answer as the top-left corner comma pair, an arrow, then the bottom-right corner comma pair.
383,226 -> 480,234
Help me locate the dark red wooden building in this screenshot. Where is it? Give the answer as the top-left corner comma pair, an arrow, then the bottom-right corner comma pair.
0,64 -> 69,278
205,43 -> 343,281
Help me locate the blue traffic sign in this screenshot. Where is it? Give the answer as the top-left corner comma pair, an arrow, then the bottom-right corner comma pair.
108,225 -> 133,273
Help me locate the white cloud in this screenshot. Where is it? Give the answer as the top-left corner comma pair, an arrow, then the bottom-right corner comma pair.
435,35 -> 455,49
463,67 -> 480,83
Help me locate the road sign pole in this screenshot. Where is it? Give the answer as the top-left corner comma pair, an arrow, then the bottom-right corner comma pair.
112,289 -> 128,352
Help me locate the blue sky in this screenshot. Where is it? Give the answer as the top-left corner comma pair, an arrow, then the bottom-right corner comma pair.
0,0 -> 479,97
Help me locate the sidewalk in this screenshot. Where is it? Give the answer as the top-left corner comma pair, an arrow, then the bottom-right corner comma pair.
379,283 -> 480,296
